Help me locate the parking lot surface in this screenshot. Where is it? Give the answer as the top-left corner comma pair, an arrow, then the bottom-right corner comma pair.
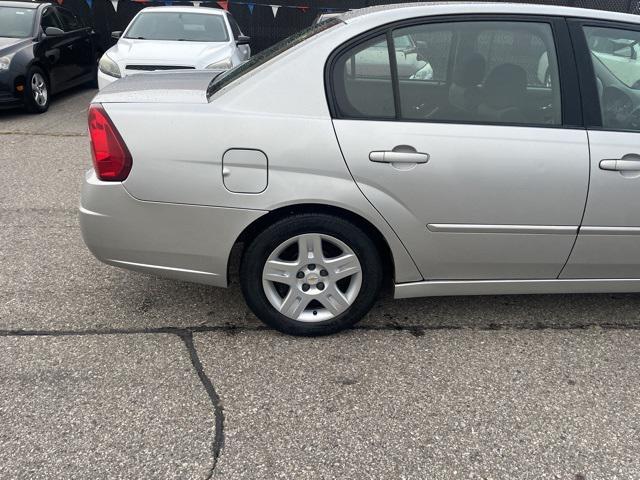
2,88 -> 640,479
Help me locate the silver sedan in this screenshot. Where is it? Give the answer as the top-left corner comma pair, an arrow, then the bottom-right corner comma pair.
81,3 -> 640,335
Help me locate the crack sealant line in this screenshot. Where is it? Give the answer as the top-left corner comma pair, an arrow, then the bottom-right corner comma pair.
179,331 -> 225,479
1,322 -> 640,338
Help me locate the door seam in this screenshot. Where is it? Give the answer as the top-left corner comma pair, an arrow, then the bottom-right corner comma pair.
329,120 -> 423,280
557,129 -> 591,279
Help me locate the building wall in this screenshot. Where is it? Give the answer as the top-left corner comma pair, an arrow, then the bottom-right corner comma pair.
27,0 -> 640,53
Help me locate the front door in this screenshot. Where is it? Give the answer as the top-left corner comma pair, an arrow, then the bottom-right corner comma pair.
54,6 -> 93,84
562,21 -> 640,278
39,6 -> 67,90
330,17 -> 590,280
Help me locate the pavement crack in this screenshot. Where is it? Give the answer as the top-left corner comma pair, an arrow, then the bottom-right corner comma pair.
178,331 -> 225,479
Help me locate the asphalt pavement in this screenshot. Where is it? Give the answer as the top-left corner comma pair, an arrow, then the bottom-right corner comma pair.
1,87 -> 639,479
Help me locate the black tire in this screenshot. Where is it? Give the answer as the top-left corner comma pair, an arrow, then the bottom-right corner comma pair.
240,213 -> 384,336
24,66 -> 50,114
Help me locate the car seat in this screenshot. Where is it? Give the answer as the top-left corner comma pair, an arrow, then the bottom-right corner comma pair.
478,63 -> 528,123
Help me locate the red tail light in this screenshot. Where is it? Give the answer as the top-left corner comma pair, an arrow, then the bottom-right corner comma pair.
88,104 -> 132,181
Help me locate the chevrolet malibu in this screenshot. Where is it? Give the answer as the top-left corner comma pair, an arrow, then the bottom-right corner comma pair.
81,3 -> 640,336
97,6 -> 250,89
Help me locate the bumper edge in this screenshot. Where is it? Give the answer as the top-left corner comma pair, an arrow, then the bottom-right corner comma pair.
79,170 -> 266,287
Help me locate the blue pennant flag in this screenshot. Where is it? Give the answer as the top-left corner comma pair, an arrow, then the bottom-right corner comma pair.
85,0 -> 92,7
247,2 -> 254,14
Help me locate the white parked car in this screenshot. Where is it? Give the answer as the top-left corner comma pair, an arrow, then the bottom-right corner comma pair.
98,6 -> 250,90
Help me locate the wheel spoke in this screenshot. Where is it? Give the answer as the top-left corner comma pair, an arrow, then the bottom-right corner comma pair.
318,285 -> 350,316
279,290 -> 310,319
263,259 -> 299,286
325,253 -> 361,281
298,234 -> 324,264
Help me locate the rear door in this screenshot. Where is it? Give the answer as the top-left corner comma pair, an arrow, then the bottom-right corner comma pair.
330,16 -> 590,280
562,20 -> 640,278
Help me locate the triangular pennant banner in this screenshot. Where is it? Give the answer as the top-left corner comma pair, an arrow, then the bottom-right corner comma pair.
217,0 -> 228,10
247,2 -> 254,14
110,0 -> 117,11
297,6 -> 308,13
85,0 -> 92,7
270,5 -> 279,17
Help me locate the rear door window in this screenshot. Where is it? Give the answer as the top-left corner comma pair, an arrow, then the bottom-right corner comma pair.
331,20 -> 562,126
332,34 -> 396,119
395,21 -> 561,124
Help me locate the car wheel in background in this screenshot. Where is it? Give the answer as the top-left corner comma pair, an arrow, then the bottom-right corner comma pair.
240,214 -> 383,336
24,66 -> 50,114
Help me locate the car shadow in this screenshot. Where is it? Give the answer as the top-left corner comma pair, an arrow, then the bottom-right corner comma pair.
365,289 -> 640,333
0,85 -> 97,121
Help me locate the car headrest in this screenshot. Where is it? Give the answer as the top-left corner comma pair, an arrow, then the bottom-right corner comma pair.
483,63 -> 528,110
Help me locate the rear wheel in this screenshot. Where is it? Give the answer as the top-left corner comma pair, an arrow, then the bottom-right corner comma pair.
240,214 -> 383,336
24,66 -> 49,113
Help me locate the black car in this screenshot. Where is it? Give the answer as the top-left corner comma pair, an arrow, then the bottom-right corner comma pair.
0,1 -> 99,113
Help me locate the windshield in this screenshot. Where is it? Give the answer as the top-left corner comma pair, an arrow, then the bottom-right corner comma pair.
125,12 -> 229,42
207,17 -> 342,99
0,7 -> 35,38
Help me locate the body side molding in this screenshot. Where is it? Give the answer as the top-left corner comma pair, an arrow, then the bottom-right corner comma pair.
395,278 -> 640,298
426,224 -> 578,235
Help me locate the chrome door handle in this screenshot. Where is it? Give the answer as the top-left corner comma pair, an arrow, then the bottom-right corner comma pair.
600,154 -> 640,171
369,146 -> 429,164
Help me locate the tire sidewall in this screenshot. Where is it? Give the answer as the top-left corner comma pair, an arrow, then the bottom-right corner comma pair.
25,66 -> 50,114
240,214 -> 383,336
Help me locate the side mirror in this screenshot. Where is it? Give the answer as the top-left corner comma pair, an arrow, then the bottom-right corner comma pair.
44,26 -> 64,36
111,31 -> 122,40
236,35 -> 250,46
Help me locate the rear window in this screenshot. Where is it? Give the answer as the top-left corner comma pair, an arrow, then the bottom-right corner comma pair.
207,17 -> 343,100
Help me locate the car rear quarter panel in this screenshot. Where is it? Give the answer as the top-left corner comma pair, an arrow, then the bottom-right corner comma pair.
102,30 -> 422,283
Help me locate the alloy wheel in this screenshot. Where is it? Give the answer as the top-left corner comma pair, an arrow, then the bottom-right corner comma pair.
262,233 -> 362,322
31,72 -> 48,107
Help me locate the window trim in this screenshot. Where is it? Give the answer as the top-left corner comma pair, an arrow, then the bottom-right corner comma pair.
40,6 -> 63,32
325,14 -> 583,129
568,17 -> 640,132
55,6 -> 83,32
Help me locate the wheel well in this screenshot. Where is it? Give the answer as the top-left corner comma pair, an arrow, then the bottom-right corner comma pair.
28,62 -> 49,84
232,204 -> 395,286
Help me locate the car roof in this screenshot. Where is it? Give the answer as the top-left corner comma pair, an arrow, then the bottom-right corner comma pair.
0,1 -> 44,8
342,2 -> 640,25
136,5 -> 226,15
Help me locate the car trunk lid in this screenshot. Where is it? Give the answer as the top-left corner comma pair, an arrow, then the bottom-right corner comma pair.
94,70 -> 224,104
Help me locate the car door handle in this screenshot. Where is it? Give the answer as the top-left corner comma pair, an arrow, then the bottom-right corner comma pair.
600,154 -> 640,171
369,146 -> 429,164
